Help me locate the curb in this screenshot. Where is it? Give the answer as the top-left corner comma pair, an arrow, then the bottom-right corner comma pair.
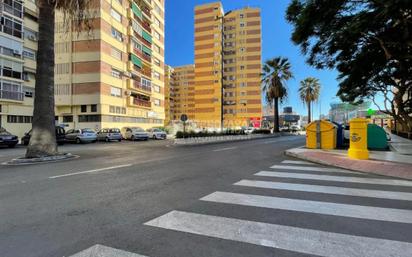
173,133 -> 293,146
2,153 -> 79,166
285,148 -> 412,180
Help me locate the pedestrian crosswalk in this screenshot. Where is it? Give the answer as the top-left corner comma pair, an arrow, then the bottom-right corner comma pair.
144,159 -> 412,257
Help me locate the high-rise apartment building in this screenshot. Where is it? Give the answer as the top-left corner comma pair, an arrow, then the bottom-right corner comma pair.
164,64 -> 173,125
54,0 -> 166,131
1,0 -> 166,139
194,2 -> 262,129
169,64 -> 195,121
0,0 -> 37,138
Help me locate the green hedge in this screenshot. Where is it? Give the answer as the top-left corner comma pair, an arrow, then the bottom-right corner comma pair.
252,129 -> 271,134
176,130 -> 246,138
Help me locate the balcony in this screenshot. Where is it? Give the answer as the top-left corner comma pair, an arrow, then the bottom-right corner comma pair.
133,98 -> 151,108
128,78 -> 151,93
130,46 -> 151,63
140,19 -> 152,33
0,90 -> 24,101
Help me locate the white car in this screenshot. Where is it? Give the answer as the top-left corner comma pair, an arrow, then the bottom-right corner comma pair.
147,128 -> 167,140
243,127 -> 255,134
290,125 -> 301,132
122,127 -> 149,141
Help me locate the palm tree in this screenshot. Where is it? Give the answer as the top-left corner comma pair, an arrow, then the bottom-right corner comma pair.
26,0 -> 91,158
299,77 -> 321,123
261,57 -> 293,133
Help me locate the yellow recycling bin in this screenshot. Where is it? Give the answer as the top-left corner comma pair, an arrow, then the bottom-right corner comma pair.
348,118 -> 369,159
306,120 -> 337,149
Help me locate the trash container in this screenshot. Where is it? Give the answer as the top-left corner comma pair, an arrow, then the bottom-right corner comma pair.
367,124 -> 388,150
306,120 -> 337,149
348,118 -> 369,160
333,122 -> 344,149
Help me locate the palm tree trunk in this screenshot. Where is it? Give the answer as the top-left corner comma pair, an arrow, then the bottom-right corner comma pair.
26,1 -> 57,158
273,98 -> 280,133
307,101 -> 312,123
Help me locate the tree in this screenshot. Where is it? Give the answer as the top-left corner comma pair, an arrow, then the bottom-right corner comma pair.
261,57 -> 293,133
286,0 -> 412,132
26,0 -> 91,158
299,77 -> 321,123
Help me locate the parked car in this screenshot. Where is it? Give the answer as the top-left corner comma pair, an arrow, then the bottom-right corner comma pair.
122,127 -> 149,141
65,128 -> 97,144
0,128 -> 18,148
97,128 -> 122,142
22,126 -> 66,146
147,128 -> 167,140
280,126 -> 289,132
243,127 -> 255,134
290,124 -> 301,132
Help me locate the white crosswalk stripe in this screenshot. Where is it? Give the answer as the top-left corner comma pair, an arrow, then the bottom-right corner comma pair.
255,171 -> 412,187
69,244 -> 148,257
281,160 -> 316,165
234,179 -> 412,201
143,160 -> 412,256
145,210 -> 412,257
270,164 -> 355,173
200,191 -> 412,223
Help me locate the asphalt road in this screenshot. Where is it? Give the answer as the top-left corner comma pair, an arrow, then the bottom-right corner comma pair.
0,136 -> 411,257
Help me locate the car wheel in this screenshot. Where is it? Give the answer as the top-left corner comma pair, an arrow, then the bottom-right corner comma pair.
131,135 -> 135,141
76,138 -> 81,144
105,137 -> 110,142
8,144 -> 16,148
153,135 -> 156,140
118,138 -> 122,142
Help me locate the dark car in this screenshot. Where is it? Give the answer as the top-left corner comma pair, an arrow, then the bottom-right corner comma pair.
22,126 -> 66,146
0,128 -> 18,148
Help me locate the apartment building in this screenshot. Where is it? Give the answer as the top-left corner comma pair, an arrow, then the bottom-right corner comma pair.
194,2 -> 262,129
0,0 -> 37,138
169,64 -> 195,121
54,0 -> 166,131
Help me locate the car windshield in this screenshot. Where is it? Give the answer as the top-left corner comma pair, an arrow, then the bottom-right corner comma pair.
0,128 -> 11,136
132,128 -> 144,132
154,129 -> 162,132
82,129 -> 95,133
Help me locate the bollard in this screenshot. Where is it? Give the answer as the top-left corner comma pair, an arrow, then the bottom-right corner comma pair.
348,118 -> 369,160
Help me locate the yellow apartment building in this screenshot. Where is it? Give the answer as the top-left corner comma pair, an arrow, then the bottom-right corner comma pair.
0,0 -> 38,138
194,2 -> 262,129
54,0 -> 166,131
164,64 -> 173,125
169,64 -> 195,121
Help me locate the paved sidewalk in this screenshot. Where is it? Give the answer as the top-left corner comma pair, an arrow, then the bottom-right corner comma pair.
389,133 -> 412,155
286,147 -> 412,180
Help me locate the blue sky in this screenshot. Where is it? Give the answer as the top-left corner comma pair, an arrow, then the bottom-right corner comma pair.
165,0 -> 341,118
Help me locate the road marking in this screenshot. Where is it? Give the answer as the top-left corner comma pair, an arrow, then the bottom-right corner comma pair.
49,164 -> 132,179
145,210 -> 412,257
69,244 -> 148,257
270,164 -> 353,173
281,160 -> 315,165
234,180 -> 412,201
255,171 -> 412,187
200,191 -> 412,223
212,147 -> 237,152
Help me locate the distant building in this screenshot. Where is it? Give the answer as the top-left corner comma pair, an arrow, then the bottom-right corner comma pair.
262,106 -> 300,127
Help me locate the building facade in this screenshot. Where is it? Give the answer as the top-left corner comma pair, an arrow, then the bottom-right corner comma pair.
54,0 -> 166,131
170,64 -> 195,121
194,2 -> 262,129
164,64 -> 173,125
0,0 -> 37,138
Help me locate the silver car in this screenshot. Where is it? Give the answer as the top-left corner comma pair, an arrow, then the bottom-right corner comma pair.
147,128 -> 167,140
65,128 -> 97,144
122,127 -> 149,141
97,128 -> 122,142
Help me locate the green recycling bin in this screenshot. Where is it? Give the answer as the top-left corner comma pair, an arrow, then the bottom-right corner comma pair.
367,124 -> 388,150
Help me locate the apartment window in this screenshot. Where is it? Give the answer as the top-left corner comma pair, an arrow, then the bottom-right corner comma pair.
240,91 -> 247,96
240,22 -> 245,27
81,105 -> 87,113
132,20 -> 142,35
55,63 -> 70,74
78,115 -> 101,122
153,44 -> 160,53
154,99 -> 160,106
110,86 -> 122,97
111,27 -> 123,41
55,84 -> 71,95
153,85 -> 160,93
3,0 -> 23,18
22,48 -> 36,60
154,4 -> 161,15
240,47 -> 245,52
0,79 -> 23,101
63,116 -> 73,123
111,47 -> 122,60
2,15 -> 22,38
91,104 -> 97,112
239,13 -> 244,19
154,31 -> 160,40
110,8 -> 121,22
154,18 -> 160,27
153,71 -> 160,80
240,82 -> 247,87
0,59 -> 22,79
153,58 -> 161,67
24,86 -> 34,97
7,115 -> 32,123
111,68 -> 121,78
240,65 -> 245,70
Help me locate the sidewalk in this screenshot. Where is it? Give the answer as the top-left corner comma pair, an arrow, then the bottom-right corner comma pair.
286,147 -> 412,180
388,133 -> 412,155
